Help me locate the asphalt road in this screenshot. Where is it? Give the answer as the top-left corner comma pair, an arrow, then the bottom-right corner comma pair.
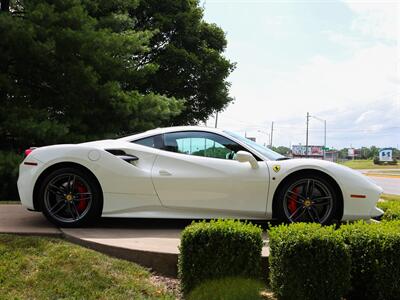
365,175 -> 400,195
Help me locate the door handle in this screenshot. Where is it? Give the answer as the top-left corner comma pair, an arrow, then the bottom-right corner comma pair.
159,170 -> 172,176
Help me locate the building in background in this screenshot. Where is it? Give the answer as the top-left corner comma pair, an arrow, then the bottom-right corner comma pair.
324,150 -> 339,162
291,144 -> 338,162
347,148 -> 361,160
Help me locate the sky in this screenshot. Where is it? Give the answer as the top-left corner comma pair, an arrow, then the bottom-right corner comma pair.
202,0 -> 400,149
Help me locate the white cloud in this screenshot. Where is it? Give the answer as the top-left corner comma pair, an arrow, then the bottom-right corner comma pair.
355,110 -> 376,124
342,0 -> 399,42
324,30 -> 368,49
318,100 -> 400,148
211,43 -> 399,147
205,1 -> 400,148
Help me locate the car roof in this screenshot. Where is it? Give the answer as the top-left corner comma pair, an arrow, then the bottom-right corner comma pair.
118,126 -> 225,141
118,125 -> 278,161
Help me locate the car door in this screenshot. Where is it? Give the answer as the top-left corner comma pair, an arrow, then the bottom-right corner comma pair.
151,131 -> 269,216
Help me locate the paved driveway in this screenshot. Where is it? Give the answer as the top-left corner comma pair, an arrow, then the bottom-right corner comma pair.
366,176 -> 400,195
359,170 -> 400,195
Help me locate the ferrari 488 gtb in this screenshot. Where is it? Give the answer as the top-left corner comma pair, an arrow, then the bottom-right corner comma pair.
18,126 -> 383,227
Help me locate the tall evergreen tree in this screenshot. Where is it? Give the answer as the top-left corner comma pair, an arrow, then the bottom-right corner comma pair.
0,0 -> 183,150
1,0 -> 234,150
0,0 -> 234,199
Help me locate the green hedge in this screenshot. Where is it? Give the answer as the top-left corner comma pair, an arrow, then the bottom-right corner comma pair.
269,223 -> 350,300
377,200 -> 400,221
0,151 -> 22,200
339,221 -> 400,300
178,219 -> 263,295
373,156 -> 398,165
187,277 -> 264,300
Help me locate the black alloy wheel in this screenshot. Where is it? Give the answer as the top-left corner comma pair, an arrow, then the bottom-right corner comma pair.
39,167 -> 102,227
276,174 -> 338,224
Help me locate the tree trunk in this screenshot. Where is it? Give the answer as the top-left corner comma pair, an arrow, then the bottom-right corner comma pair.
1,0 -> 10,12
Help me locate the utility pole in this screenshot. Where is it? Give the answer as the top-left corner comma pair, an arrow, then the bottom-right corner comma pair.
214,111 -> 218,128
306,112 -> 310,158
270,121 -> 274,148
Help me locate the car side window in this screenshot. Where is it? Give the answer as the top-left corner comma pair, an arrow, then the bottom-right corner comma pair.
163,131 -> 246,160
132,134 -> 163,149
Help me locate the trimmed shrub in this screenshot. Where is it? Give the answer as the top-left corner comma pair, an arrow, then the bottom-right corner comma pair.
269,223 -> 350,300
339,221 -> 400,300
373,156 -> 381,165
187,277 -> 264,300
178,219 -> 263,295
377,200 -> 400,221
0,151 -> 22,200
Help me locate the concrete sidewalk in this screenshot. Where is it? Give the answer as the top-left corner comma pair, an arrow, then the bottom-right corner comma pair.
0,204 -> 61,236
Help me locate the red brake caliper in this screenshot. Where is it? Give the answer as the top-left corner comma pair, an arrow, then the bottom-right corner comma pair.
288,187 -> 299,214
75,181 -> 88,213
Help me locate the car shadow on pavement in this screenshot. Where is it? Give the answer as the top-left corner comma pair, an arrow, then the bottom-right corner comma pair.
95,217 -> 273,231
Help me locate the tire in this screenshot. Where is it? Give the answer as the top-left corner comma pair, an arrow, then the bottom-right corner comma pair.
275,173 -> 338,225
38,167 -> 102,227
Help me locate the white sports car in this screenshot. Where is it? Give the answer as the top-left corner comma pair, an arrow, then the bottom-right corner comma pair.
18,126 -> 383,227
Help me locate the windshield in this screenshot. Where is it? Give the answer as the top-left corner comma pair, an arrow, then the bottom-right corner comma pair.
224,130 -> 285,161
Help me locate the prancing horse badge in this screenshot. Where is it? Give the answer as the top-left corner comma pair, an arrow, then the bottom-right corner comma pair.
273,165 -> 281,173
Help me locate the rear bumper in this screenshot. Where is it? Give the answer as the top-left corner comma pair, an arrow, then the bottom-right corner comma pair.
17,157 -> 42,210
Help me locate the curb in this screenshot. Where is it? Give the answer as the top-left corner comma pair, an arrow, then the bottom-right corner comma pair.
364,173 -> 400,179
62,229 -> 179,277
0,231 -> 63,238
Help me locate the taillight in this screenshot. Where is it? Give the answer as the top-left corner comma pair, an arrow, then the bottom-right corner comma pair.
24,147 -> 37,158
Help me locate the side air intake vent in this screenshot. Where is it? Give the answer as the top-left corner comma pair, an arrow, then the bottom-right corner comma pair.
105,149 -> 139,163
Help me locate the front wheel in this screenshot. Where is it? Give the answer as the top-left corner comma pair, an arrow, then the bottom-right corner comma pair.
275,174 -> 338,224
39,167 -> 102,227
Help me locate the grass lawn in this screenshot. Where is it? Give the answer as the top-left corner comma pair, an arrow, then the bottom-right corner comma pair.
339,159 -> 399,170
0,200 -> 21,204
381,194 -> 400,202
0,234 -> 174,299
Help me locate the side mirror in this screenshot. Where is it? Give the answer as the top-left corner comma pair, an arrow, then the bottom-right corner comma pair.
235,151 -> 259,169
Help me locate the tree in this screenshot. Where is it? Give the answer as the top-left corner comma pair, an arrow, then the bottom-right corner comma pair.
1,0 -> 234,151
0,0 -> 184,151
271,146 -> 290,156
131,0 -> 235,124
338,148 -> 348,159
393,148 -> 400,159
369,146 -> 379,159
0,0 -> 234,199
360,147 -> 371,159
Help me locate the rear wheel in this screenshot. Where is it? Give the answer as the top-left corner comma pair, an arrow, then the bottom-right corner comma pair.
275,174 -> 338,224
39,167 -> 102,227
